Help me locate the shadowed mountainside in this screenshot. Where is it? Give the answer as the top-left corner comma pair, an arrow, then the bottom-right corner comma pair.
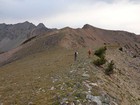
0,21 -> 53,53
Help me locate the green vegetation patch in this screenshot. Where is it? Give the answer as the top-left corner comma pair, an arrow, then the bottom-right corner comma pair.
94,46 -> 107,58
105,60 -> 114,75
93,56 -> 106,66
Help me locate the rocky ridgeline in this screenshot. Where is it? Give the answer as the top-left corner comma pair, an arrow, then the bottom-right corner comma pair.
0,47 -> 139,105
50,57 -> 120,105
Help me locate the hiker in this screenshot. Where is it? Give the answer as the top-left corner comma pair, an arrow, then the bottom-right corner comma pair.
74,51 -> 78,61
88,49 -> 91,58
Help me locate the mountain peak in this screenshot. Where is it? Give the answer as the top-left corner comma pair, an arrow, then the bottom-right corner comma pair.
23,21 -> 30,24
22,21 -> 33,25
82,24 -> 93,29
37,23 -> 46,28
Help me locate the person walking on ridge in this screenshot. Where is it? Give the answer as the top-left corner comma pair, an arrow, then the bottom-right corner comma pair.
74,51 -> 78,61
88,49 -> 91,58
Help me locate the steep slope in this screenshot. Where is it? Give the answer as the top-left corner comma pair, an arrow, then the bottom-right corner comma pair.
82,24 -> 140,54
0,21 -> 51,53
58,25 -> 140,58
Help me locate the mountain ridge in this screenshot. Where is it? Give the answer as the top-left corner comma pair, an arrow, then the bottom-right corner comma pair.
0,22 -> 140,105
0,22 -> 140,67
0,21 -> 53,53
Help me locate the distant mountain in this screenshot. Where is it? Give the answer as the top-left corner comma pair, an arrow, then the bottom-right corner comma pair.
37,23 -> 46,28
0,21 -> 52,53
0,23 -> 140,66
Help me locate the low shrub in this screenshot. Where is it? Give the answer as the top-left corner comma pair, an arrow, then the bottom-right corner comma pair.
105,60 -> 114,75
94,46 -> 107,58
93,56 -> 106,66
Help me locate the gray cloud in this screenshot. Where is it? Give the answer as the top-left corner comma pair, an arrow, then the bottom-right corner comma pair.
0,0 -> 63,18
0,0 -> 117,19
0,0 -> 140,34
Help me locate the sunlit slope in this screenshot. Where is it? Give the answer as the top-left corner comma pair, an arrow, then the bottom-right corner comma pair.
0,47 -> 74,104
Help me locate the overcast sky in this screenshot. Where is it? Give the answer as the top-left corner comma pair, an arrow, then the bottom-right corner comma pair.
0,0 -> 140,34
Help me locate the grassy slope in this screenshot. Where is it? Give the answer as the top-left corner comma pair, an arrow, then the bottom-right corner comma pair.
0,46 -> 139,105
0,47 -> 75,105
